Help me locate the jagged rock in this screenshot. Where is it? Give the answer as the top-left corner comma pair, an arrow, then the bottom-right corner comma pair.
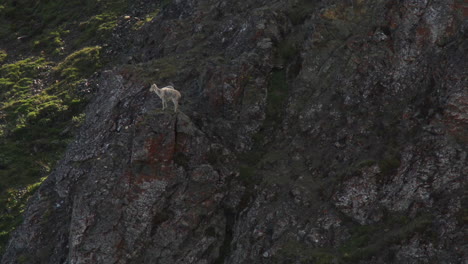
2,0 -> 466,263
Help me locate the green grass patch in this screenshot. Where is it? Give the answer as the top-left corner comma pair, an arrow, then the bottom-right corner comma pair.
0,0 -> 129,38
0,48 -> 100,254
33,27 -> 70,56
0,0 -> 127,258
54,46 -> 103,81
133,10 -> 160,30
0,50 -> 7,63
0,47 -> 100,141
75,12 -> 119,46
0,57 -> 51,119
0,177 -> 46,255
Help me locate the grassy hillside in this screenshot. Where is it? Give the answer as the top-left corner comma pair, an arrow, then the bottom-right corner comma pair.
0,0 -> 131,254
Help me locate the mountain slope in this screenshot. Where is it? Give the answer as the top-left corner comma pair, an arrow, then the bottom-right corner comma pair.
2,0 -> 467,263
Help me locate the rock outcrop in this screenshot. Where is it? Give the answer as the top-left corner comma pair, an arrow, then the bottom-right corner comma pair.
2,0 -> 466,263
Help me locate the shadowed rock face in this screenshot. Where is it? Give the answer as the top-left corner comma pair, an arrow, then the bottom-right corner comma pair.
2,0 -> 466,263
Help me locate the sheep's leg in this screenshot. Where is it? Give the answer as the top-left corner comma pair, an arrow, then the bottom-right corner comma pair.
162,99 -> 166,110
173,99 -> 178,112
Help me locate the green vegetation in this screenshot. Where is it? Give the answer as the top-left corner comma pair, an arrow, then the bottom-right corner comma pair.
0,46 -> 102,142
76,12 -> 120,46
0,57 -> 51,132
71,113 -> 86,127
0,0 -> 128,40
0,0 -> 178,256
0,48 -> 101,255
0,50 -> 7,63
133,10 -> 160,30
0,0 -> 126,255
0,177 -> 46,254
0,51 -> 100,183
54,46 -> 103,81
33,27 -> 69,56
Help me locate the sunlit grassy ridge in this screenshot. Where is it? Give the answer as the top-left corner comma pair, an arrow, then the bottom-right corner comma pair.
0,0 -> 128,41
0,0 -> 133,255
0,0 -> 175,255
0,48 -> 102,255
0,177 -> 46,250
0,46 -> 103,189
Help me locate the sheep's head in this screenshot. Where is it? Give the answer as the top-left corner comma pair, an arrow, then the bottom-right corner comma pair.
150,84 -> 158,92
150,83 -> 163,98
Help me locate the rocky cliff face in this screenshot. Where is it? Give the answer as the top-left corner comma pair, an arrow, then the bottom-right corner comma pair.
2,0 -> 467,263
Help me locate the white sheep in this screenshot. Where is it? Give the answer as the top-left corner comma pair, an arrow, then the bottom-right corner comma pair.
150,83 -> 181,112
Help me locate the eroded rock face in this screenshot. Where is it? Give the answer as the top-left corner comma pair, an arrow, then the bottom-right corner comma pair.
2,0 -> 466,263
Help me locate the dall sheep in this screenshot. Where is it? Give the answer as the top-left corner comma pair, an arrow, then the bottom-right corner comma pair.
150,83 -> 181,112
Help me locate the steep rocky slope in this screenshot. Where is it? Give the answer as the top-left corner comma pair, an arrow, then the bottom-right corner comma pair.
2,0 -> 467,263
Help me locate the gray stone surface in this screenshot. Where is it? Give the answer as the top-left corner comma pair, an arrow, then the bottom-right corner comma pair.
2,0 -> 467,263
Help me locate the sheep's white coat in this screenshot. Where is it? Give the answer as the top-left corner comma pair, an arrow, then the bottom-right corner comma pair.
150,84 -> 181,112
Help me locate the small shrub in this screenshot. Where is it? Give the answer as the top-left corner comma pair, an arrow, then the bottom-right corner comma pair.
71,113 -> 86,127
54,46 -> 102,80
0,177 -> 46,255
0,50 -> 6,63
32,28 -> 69,55
133,10 -> 160,30
76,13 -> 119,45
